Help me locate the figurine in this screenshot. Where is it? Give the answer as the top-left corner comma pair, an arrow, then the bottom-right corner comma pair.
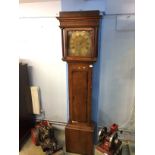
31,120 -> 63,155
96,123 -> 123,155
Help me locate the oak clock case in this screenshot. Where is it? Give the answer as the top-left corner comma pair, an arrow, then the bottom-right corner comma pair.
57,11 -> 101,155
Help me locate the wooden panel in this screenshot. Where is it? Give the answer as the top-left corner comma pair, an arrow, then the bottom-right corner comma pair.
68,63 -> 92,123
59,10 -> 100,17
72,70 -> 88,122
57,11 -> 100,28
65,123 -> 95,155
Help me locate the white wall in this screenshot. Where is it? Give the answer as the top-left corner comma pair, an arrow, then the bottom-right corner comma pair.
19,1 -> 60,17
19,1 -> 68,122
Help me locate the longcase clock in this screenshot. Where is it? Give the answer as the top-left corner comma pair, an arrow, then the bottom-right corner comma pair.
57,11 -> 101,155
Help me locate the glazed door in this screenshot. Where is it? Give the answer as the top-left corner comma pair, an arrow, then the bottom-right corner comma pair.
68,63 -> 92,123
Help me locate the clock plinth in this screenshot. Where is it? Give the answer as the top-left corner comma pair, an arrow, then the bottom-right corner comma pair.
57,11 -> 101,155
65,123 -> 95,155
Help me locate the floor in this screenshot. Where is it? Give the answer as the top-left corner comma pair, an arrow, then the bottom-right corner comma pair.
19,138 -> 46,155
19,137 -> 105,155
19,127 -> 135,155
19,137 -> 135,155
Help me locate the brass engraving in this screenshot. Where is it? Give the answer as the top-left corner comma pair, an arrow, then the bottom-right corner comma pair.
68,31 -> 92,57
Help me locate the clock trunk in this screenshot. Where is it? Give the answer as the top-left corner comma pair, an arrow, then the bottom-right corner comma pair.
68,63 -> 92,124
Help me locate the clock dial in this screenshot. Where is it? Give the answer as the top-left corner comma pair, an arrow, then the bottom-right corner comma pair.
68,30 -> 92,57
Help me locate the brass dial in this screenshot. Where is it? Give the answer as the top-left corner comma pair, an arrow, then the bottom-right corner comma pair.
68,30 -> 92,57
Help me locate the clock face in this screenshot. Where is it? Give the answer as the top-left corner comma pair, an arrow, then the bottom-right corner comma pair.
67,30 -> 92,57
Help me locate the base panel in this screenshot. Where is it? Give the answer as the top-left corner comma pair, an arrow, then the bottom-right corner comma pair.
65,123 -> 95,155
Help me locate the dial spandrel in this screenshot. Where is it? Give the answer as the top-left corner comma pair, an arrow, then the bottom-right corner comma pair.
68,30 -> 92,57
